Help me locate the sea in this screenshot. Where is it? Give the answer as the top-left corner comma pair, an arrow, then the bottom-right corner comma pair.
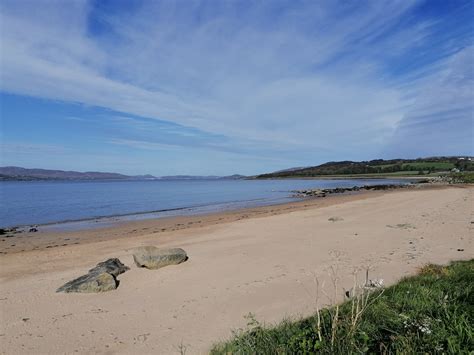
0,178 -> 411,230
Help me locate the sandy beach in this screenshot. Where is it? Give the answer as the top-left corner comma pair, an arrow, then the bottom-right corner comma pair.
0,185 -> 472,354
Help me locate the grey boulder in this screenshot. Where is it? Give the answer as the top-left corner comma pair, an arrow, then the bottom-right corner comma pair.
57,258 -> 129,293
133,246 -> 188,269
90,258 -> 130,277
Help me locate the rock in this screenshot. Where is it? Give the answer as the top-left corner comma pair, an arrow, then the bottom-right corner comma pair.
57,258 -> 129,293
29,227 -> 38,233
133,246 -> 188,269
58,272 -> 117,293
292,184 -> 407,198
328,216 -> 344,222
345,278 -> 384,298
90,258 -> 130,277
0,227 -> 19,235
366,279 -> 384,288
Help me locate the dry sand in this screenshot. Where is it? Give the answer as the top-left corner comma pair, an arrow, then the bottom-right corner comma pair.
0,186 -> 473,354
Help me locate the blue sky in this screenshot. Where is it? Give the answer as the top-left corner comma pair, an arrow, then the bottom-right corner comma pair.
1,0 -> 473,175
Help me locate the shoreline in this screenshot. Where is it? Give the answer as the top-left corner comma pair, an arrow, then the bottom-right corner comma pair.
0,184 -> 472,354
3,180 -> 420,233
1,178 -> 418,231
0,183 -> 449,255
2,196 -> 298,232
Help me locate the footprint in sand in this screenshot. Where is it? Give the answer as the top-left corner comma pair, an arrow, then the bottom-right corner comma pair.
134,333 -> 150,343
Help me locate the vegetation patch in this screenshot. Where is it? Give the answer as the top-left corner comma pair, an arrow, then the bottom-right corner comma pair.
411,162 -> 453,170
257,157 -> 473,178
211,259 -> 474,354
450,172 -> 474,184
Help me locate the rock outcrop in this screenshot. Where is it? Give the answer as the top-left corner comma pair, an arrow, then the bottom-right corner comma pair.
132,246 -> 188,269
57,258 -> 129,293
292,184 -> 410,198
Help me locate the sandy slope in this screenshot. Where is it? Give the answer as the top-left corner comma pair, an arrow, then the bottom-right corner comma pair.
0,186 -> 472,354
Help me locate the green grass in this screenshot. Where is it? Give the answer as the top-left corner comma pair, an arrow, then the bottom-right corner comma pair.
402,162 -> 455,170
296,171 -> 437,178
211,260 -> 474,354
451,172 -> 474,184
375,162 -> 455,170
378,170 -> 427,176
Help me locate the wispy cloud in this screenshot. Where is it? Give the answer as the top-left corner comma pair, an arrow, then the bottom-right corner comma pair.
1,0 -> 472,170
385,46 -> 474,157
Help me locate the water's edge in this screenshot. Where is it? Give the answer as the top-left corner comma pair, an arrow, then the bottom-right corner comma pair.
1,179 -> 415,232
30,196 -> 298,232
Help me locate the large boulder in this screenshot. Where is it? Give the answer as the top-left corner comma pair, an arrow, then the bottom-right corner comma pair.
57,272 -> 117,293
89,258 -> 130,277
133,246 -> 188,269
57,258 -> 129,293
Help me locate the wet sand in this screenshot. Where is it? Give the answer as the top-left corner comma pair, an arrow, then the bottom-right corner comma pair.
0,187 -> 402,255
0,185 -> 472,354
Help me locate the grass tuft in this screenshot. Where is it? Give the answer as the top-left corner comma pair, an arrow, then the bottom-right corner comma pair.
211,259 -> 474,354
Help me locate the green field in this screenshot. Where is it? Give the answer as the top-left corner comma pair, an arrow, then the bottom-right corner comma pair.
266,171 -> 442,179
256,157 -> 471,179
375,162 -> 455,170
401,162 -> 455,170
211,259 -> 474,354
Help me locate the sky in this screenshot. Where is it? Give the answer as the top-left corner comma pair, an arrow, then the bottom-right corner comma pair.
0,0 -> 473,176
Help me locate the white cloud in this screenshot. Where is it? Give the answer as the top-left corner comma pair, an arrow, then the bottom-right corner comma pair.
1,0 -> 472,160
385,46 -> 474,156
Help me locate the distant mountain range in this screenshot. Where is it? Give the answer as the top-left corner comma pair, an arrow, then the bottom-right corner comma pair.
4,156 -> 471,181
0,167 -> 245,181
0,166 -> 155,181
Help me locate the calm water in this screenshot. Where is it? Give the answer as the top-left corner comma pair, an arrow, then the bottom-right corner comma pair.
0,179 -> 410,228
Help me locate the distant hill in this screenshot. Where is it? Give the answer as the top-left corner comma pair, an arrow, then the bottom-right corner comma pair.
272,167 -> 309,173
221,174 -> 246,180
0,166 -> 158,181
159,175 -> 220,180
0,166 -> 246,181
256,157 -> 473,178
159,174 -> 246,180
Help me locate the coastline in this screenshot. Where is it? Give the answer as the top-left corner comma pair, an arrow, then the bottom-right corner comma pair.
2,195 -> 301,233
0,185 -> 472,354
1,177 -> 416,230
1,183 -> 432,255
